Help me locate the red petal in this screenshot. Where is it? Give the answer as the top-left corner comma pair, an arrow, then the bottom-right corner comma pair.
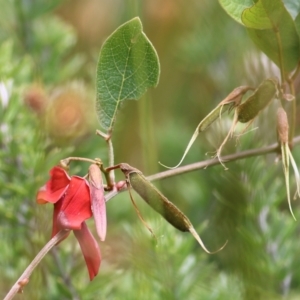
50,199 -> 71,244
57,176 -> 92,230
51,199 -> 63,237
36,166 -> 70,204
89,164 -> 107,241
74,222 -> 101,281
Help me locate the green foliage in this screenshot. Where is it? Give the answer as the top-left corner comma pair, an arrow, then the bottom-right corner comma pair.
96,17 -> 160,131
218,0 -> 253,24
220,0 -> 300,72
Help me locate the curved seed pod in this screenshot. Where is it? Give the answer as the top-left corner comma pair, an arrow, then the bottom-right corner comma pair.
237,78 -> 278,123
160,86 -> 253,169
120,163 -> 227,254
89,164 -> 107,241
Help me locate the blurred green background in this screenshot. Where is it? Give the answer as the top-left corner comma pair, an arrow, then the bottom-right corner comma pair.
1,0 -> 300,299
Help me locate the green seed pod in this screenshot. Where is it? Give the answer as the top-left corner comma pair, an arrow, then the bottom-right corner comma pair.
237,78 -> 277,123
199,85 -> 253,132
121,163 -> 190,231
160,86 -> 253,169
119,163 -> 227,253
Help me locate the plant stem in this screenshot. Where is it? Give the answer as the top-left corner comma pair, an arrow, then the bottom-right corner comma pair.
104,135 -> 300,202
60,157 -> 97,166
96,130 -> 116,186
287,77 -> 296,145
274,28 -> 286,84
4,230 -> 69,300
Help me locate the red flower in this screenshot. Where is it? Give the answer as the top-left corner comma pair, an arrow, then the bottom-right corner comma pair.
36,166 -> 105,281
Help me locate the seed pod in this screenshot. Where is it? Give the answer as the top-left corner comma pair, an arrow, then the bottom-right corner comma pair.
119,163 -> 227,253
160,86 -> 253,169
89,164 -> 106,241
277,107 -> 289,144
277,107 -> 298,221
237,78 -> 277,123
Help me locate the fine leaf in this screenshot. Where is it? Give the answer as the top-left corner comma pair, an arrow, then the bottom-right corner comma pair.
218,0 -> 253,25
242,0 -> 300,72
96,17 -> 160,131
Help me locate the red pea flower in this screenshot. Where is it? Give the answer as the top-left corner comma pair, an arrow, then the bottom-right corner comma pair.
36,166 -> 105,281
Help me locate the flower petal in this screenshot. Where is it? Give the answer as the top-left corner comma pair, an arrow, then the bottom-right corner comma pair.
89,164 -> 107,241
52,198 -> 63,237
36,166 -> 71,204
74,222 -> 101,281
51,199 -> 71,244
57,176 -> 92,230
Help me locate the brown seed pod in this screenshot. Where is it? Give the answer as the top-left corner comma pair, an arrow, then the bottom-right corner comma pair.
276,107 -> 298,220
237,78 -> 278,123
119,163 -> 227,253
277,107 -> 289,144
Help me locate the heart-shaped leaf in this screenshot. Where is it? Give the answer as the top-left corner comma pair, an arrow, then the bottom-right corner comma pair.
96,17 -> 160,131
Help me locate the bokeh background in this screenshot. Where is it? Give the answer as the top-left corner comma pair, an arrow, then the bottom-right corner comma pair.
1,1 -> 300,299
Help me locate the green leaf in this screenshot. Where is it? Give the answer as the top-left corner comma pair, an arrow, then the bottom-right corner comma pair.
242,0 -> 300,71
242,0 -> 289,29
218,0 -> 253,25
295,13 -> 300,36
96,17 -> 160,131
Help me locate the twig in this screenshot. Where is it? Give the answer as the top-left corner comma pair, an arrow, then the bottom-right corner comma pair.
96,130 -> 116,187
104,135 -> 300,202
